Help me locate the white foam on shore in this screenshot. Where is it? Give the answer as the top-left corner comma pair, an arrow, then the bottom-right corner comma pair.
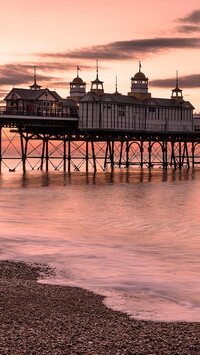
39,273 -> 200,323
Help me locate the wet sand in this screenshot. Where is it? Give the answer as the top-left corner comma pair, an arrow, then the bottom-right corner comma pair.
0,260 -> 199,354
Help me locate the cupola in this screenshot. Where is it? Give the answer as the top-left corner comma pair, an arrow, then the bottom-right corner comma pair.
171,71 -> 183,102
128,62 -> 151,100
91,60 -> 104,95
68,67 -> 86,101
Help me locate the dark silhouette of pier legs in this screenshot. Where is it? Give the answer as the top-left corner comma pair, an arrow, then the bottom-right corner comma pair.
45,139 -> 49,172
85,140 -> 89,172
68,140 -> 71,173
119,141 -> 124,168
111,141 -> 114,171
162,141 -> 168,169
185,143 -> 190,168
140,141 -> 144,168
104,141 -> 109,169
63,140 -> 67,172
2,127 -> 200,172
148,142 -> 152,168
126,141 -> 129,168
91,141 -> 97,172
178,142 -> 182,169
20,131 -> 28,173
40,139 -> 45,171
170,141 -> 177,168
192,142 -> 195,168
106,141 -> 114,171
181,142 -> 190,168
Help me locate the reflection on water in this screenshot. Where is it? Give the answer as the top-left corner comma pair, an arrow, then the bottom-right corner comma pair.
0,168 -> 200,322
0,167 -> 198,188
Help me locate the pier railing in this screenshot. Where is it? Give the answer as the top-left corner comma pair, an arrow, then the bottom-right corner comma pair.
0,108 -> 78,119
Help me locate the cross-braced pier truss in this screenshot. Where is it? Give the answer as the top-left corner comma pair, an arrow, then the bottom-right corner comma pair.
1,122 -> 200,172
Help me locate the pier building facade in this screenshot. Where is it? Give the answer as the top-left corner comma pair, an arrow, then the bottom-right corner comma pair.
78,67 -> 194,132
5,87 -> 63,116
3,63 -> 195,133
4,86 -> 77,118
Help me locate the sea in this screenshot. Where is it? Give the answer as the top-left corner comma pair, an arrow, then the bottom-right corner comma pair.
0,168 -> 200,322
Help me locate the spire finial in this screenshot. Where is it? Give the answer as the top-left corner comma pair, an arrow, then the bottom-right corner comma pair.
34,66 -> 37,85
115,75 -> 118,92
176,70 -> 179,88
139,61 -> 142,72
77,66 -> 81,78
96,60 -> 99,79
30,66 -> 41,90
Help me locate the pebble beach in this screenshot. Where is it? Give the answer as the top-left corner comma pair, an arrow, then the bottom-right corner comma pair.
0,260 -> 200,355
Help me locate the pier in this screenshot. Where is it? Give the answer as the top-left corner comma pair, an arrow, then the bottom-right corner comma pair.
1,64 -> 200,173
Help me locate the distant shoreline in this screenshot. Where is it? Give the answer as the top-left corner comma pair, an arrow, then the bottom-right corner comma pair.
0,259 -> 200,354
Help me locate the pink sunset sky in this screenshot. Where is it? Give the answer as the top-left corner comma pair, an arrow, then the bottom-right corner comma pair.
1,0 -> 200,111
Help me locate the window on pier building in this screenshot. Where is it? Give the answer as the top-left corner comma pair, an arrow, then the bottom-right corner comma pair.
149,107 -> 155,113
118,105 -> 125,117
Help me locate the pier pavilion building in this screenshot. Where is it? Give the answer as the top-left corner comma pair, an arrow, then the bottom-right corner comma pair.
78,66 -> 194,132
5,87 -> 64,116
3,64 -> 194,133
4,70 -> 77,118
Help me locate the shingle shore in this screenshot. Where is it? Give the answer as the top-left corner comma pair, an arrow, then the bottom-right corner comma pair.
0,260 -> 199,355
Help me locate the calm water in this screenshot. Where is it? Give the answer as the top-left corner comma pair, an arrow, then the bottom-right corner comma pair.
0,169 -> 200,322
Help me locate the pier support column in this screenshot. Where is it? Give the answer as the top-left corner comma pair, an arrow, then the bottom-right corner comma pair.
148,141 -> 152,168
192,142 -> 195,168
68,140 -> 71,173
162,141 -> 168,169
119,141 -> 123,168
185,142 -> 190,169
140,141 -> 144,168
109,141 -> 114,171
91,141 -> 97,172
63,139 -> 66,172
178,142 -> 182,169
126,141 -> 129,168
104,141 -> 109,169
112,140 -> 115,171
45,139 -> 49,172
170,141 -> 176,168
85,140 -> 89,172
20,131 -> 27,173
40,139 -> 45,171
181,142 -> 190,169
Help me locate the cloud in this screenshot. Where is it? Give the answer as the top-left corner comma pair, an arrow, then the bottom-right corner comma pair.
178,9 -> 200,24
40,37 -> 200,61
150,74 -> 200,88
0,63 -> 60,86
176,25 -> 200,33
175,9 -> 200,33
0,62 -> 93,89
